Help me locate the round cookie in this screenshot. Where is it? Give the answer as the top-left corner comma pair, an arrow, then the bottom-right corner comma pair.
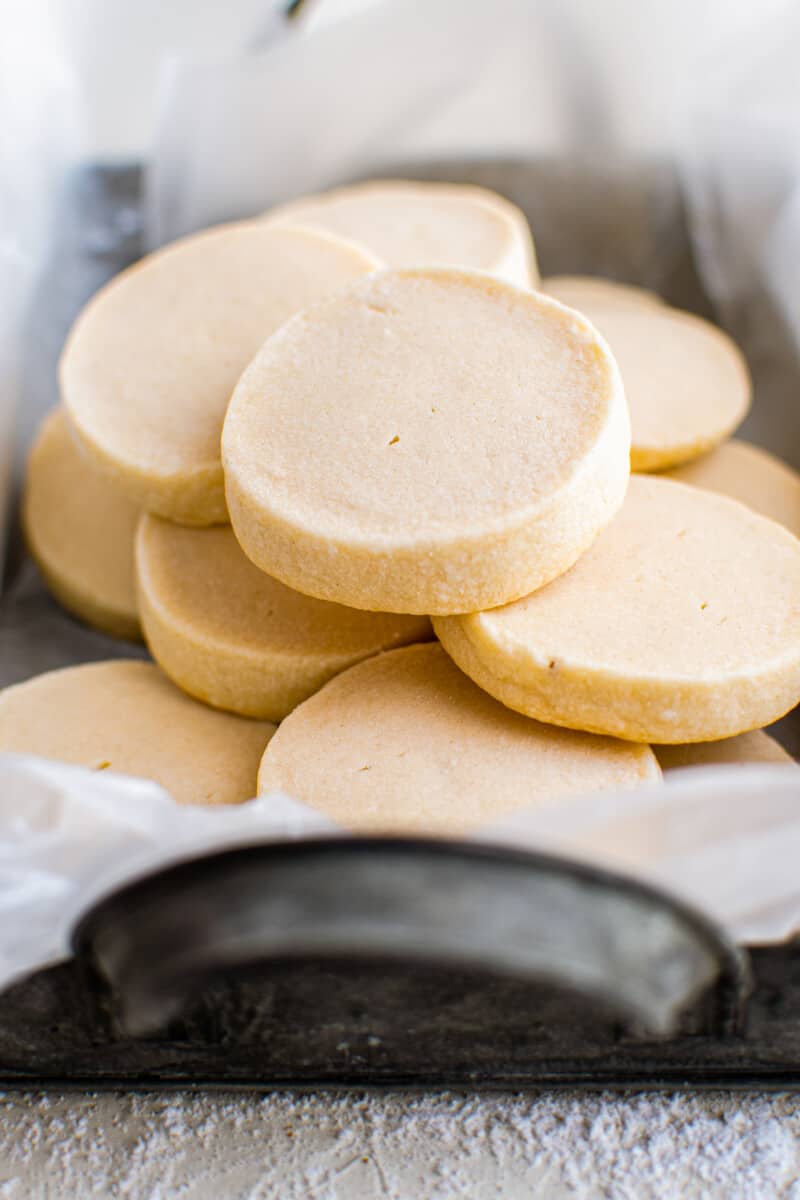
222,268 -> 630,615
656,731 -> 795,773
61,222 -> 380,525
0,661 -> 274,806
136,514 -> 433,720
666,440 -> 800,538
434,475 -> 800,744
258,643 -> 661,836
579,307 -> 751,471
23,408 -> 141,641
542,275 -> 664,313
265,179 -> 538,288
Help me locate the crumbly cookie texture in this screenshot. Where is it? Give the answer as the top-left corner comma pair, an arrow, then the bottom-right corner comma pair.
435,475 -> 800,744
61,222 -> 379,526
265,179 -> 539,287
0,661 -> 275,805
223,267 -> 630,615
23,408 -> 141,641
136,514 -> 432,721
578,306 -> 750,471
258,643 -> 661,836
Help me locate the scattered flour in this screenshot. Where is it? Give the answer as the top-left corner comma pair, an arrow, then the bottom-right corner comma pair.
0,1090 -> 799,1199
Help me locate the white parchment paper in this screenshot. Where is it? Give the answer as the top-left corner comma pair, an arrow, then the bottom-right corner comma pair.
481,765 -> 800,946
0,753 -> 337,991
1,752 -> 799,995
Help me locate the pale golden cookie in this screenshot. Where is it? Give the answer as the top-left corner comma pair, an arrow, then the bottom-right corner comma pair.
542,275 -> 664,312
434,476 -> 800,744
61,222 -> 379,526
655,731 -> 795,772
265,179 -> 538,287
23,409 -> 141,641
136,515 -> 433,720
0,661 -> 274,805
577,307 -> 751,471
223,268 -> 630,615
666,440 -> 800,538
258,643 -> 661,836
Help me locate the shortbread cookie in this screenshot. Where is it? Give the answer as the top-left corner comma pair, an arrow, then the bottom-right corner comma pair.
23,409 -> 141,640
265,179 -> 538,287
0,661 -> 274,805
580,307 -> 751,471
61,222 -> 379,525
435,476 -> 800,744
656,731 -> 795,772
542,275 -> 663,313
223,268 -> 630,615
666,440 -> 800,537
136,515 -> 432,720
258,643 -> 660,836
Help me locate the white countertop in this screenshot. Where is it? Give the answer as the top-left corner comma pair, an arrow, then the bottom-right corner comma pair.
1,1089 -> 798,1197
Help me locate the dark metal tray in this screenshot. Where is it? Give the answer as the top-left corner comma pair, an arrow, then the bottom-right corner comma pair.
3,837 -> 784,1090
1,159 -> 798,1088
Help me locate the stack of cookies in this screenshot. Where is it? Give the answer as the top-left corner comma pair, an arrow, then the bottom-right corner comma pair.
4,180 -> 800,832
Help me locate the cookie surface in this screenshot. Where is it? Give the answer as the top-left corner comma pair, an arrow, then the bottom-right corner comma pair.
666,440 -> 800,537
435,476 -> 800,744
258,643 -> 660,836
583,307 -> 751,471
136,515 -> 432,720
223,268 -> 630,615
542,275 -> 663,312
265,179 -> 538,287
0,661 -> 274,805
61,222 -> 379,525
23,409 -> 141,640
655,731 -> 795,772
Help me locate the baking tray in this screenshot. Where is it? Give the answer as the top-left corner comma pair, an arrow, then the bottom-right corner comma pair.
1,159 -> 799,1089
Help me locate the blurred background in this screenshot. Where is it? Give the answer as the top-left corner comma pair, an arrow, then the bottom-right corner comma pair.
2,0 -> 798,230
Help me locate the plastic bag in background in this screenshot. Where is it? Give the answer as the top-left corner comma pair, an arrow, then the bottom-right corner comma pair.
0,0 -> 74,260
147,0 -> 499,246
0,252 -> 34,581
0,0 -> 76,584
43,0 -> 288,162
680,5 -> 800,459
146,0 -> 788,232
